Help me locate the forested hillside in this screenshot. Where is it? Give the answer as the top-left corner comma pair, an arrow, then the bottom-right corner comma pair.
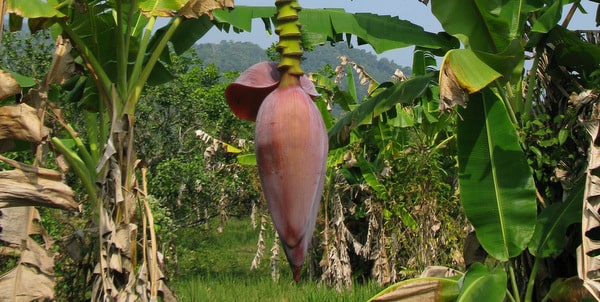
194,40 -> 411,83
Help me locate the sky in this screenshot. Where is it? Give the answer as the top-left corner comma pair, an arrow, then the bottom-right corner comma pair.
200,1 -> 599,67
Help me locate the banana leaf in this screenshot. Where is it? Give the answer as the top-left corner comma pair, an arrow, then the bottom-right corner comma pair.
457,88 -> 537,261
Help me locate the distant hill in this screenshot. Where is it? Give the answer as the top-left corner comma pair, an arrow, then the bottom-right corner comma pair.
194,41 -> 411,84
194,41 -> 269,72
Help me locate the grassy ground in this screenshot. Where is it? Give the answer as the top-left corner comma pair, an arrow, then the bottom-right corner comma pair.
171,217 -> 383,301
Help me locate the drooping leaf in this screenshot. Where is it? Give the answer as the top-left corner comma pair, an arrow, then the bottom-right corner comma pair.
6,0 -> 64,19
0,103 -> 49,143
457,88 -> 537,261
0,156 -> 78,211
179,0 -> 234,19
137,0 -> 186,17
212,6 -> 459,53
457,263 -> 506,302
328,75 -> 433,149
301,10 -> 458,53
439,49 -> 502,110
368,277 -> 459,302
529,179 -> 583,258
8,13 -> 23,32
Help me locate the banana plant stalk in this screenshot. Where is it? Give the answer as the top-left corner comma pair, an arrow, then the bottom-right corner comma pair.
225,0 -> 328,282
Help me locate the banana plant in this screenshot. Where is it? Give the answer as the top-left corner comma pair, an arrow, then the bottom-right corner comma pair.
3,0 -> 237,300
372,0 -> 596,301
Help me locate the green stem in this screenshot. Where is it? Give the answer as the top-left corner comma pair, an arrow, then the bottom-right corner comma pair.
494,80 -> 518,127
84,111 -> 100,163
51,137 -> 97,205
431,134 -> 455,152
123,16 -> 181,115
506,289 -> 517,302
524,258 -> 540,302
116,0 -> 128,99
508,262 -> 521,302
127,16 -> 157,95
124,0 -> 135,65
52,110 -> 97,177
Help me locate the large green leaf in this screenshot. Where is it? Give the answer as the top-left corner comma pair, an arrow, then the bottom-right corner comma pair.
328,75 -> 433,149
457,263 -> 506,302
441,49 -> 502,94
457,88 -> 537,261
211,6 -> 459,53
6,0 -> 64,19
431,0 -> 525,52
300,10 -> 458,52
6,0 -> 65,31
529,179 -> 583,258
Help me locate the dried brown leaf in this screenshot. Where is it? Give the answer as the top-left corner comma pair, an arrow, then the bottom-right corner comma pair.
251,214 -> 267,270
419,266 -> 462,278
0,253 -> 55,301
0,69 -> 20,100
0,103 -> 49,143
0,167 -> 78,211
578,101 -> 600,300
370,279 -> 450,302
439,62 -> 467,111
179,0 -> 234,19
0,207 -> 29,245
0,206 -> 56,301
45,35 -> 78,85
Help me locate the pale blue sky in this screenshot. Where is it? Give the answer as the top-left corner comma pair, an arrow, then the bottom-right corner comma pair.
201,1 -> 598,67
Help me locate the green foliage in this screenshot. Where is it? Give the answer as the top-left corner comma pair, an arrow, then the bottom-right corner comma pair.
213,6 -> 458,53
456,263 -> 507,302
457,89 -> 537,261
0,30 -> 54,80
312,55 -> 465,284
137,49 -> 258,230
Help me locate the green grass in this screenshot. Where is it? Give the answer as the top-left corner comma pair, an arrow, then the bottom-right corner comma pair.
174,275 -> 381,302
171,217 -> 382,301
